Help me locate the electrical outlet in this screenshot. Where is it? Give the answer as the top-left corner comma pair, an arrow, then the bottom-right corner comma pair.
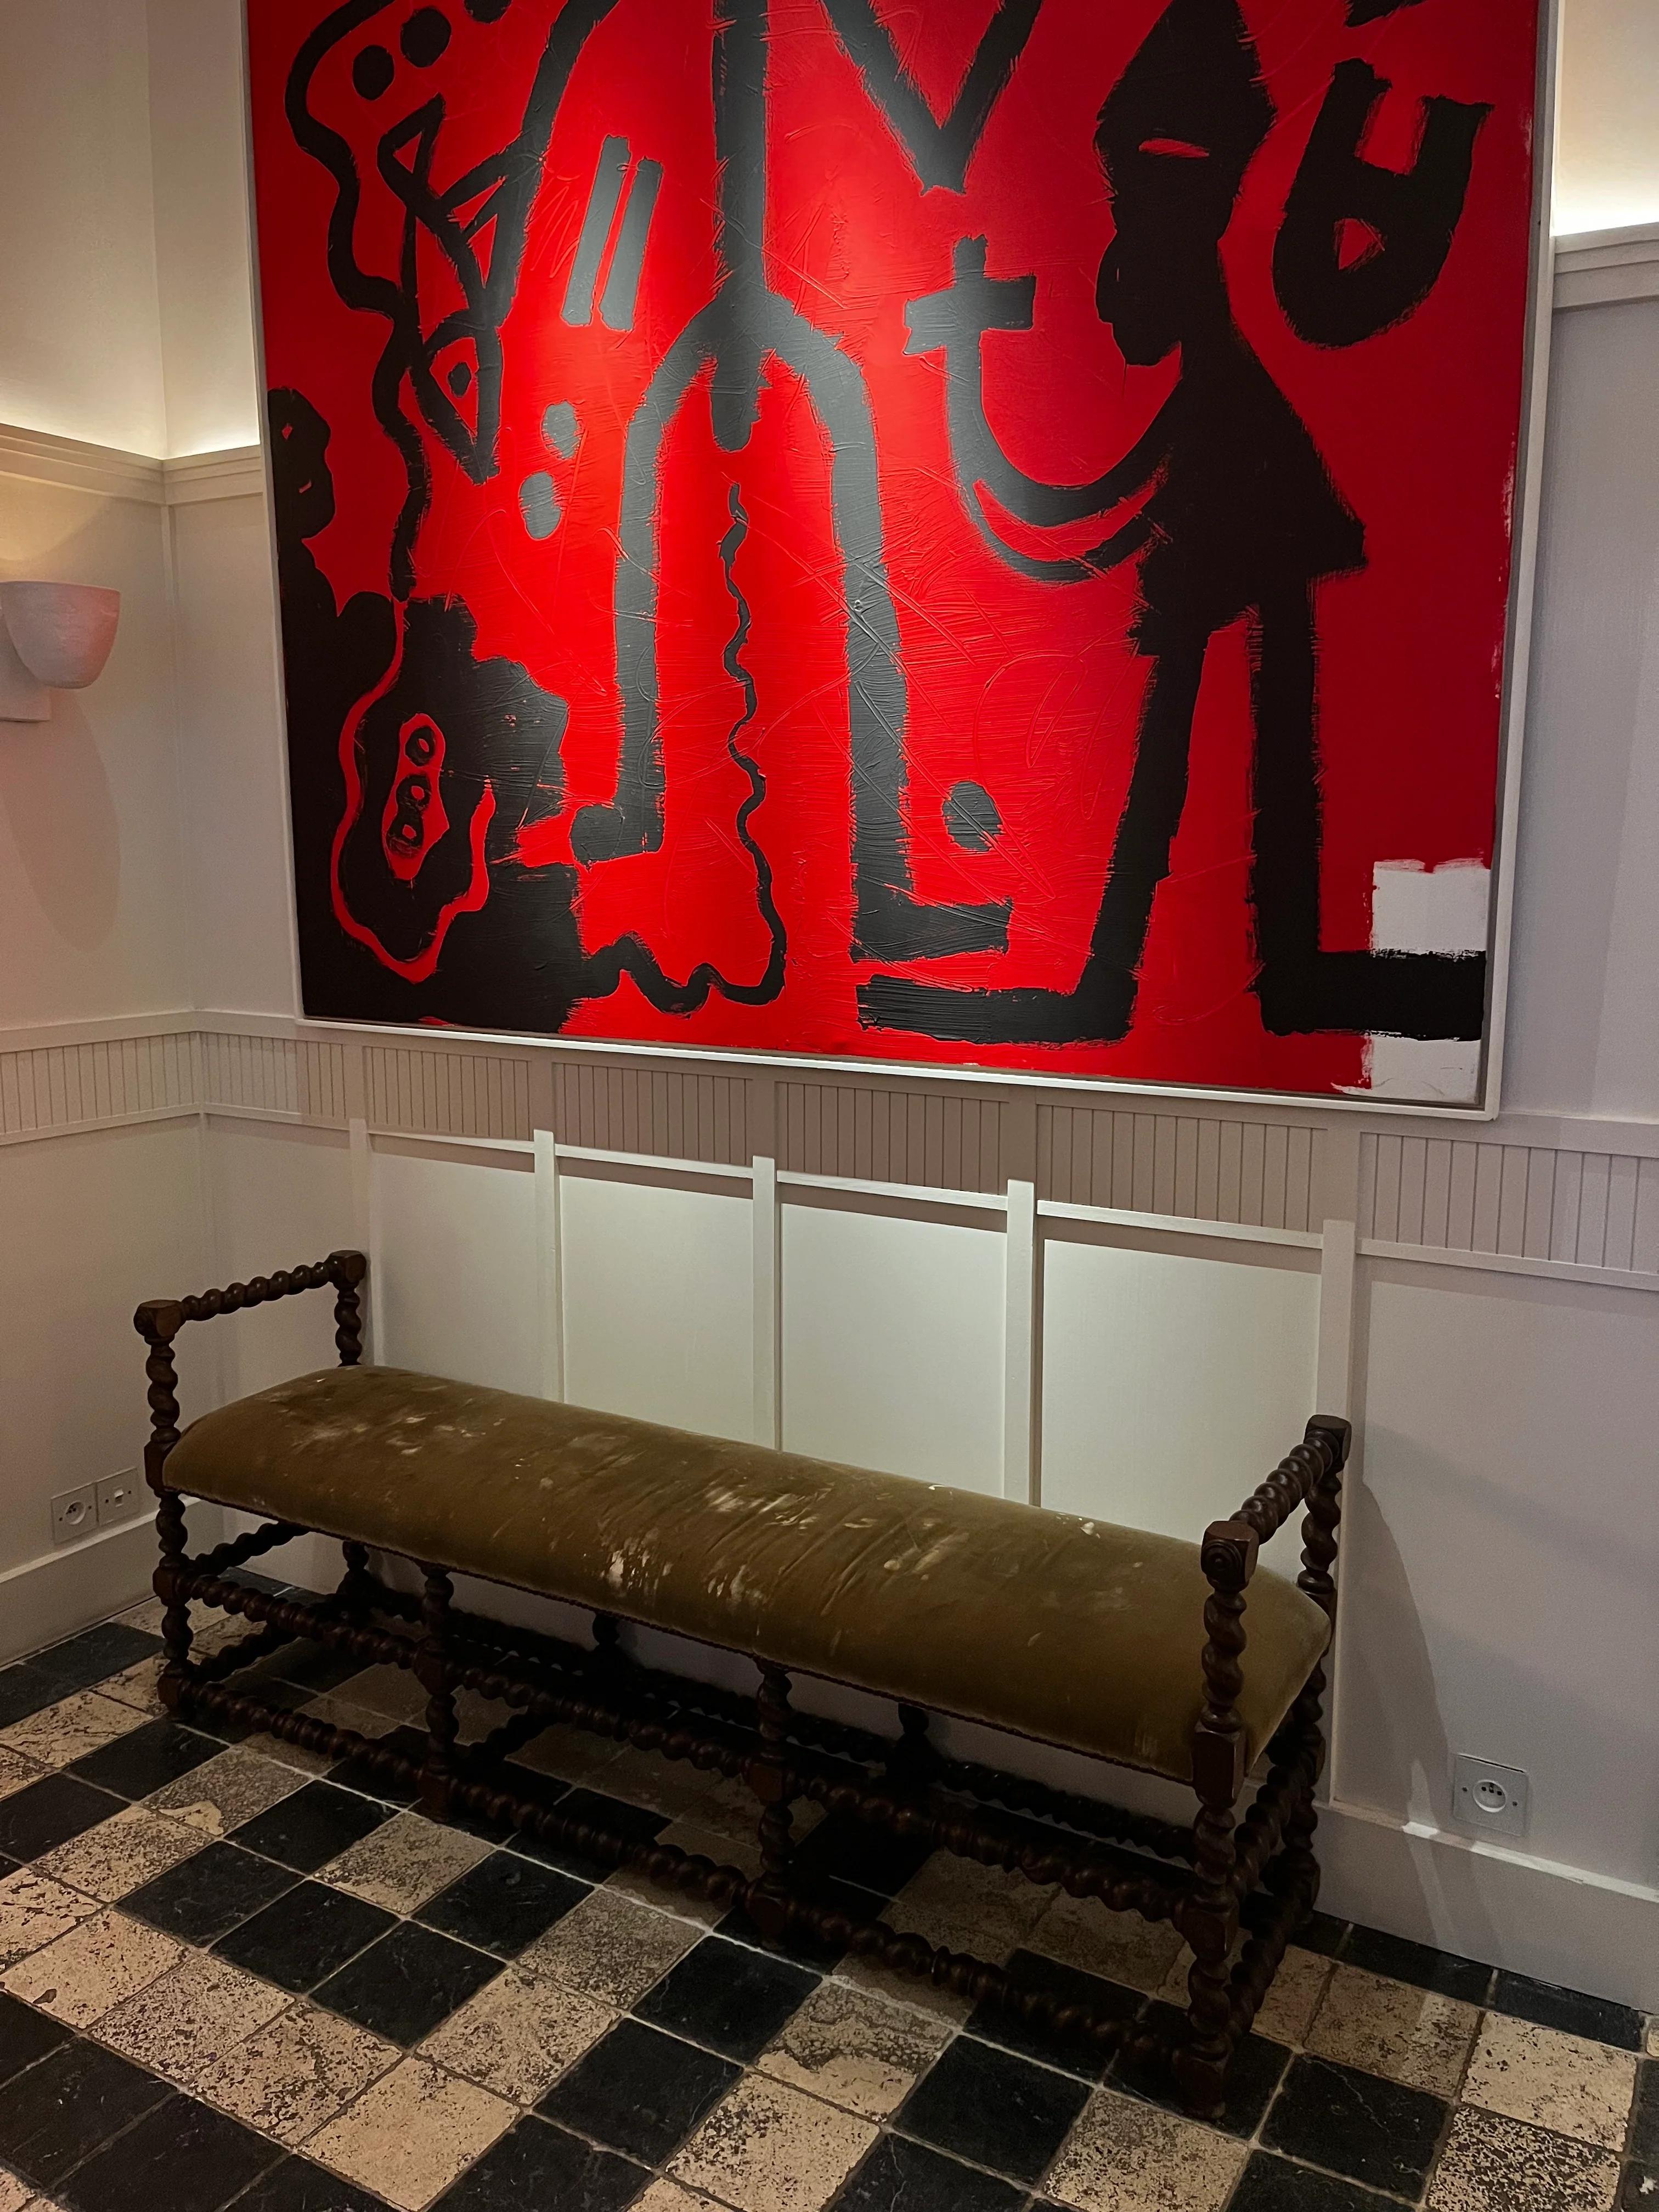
1451,1754 -> 1531,1843
50,1483 -> 97,1545
96,1471 -> 142,1526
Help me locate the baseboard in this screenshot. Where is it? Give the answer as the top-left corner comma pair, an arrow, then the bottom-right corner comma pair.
1318,1796 -> 1658,2015
0,1506 -> 222,1666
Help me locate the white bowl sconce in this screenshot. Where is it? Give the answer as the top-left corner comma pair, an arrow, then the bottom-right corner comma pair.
0,583 -> 121,723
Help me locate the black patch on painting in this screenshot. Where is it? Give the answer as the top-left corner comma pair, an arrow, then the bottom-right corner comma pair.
400,8 -> 452,66
945,783 -> 1002,853
352,44 -> 394,99
820,0 -> 1045,193
1275,62 -> 1491,348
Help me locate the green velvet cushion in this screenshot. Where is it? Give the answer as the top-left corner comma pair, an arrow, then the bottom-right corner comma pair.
164,1364 -> 1330,1785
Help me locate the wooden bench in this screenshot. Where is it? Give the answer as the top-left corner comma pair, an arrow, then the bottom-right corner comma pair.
136,1249 -> 1349,2117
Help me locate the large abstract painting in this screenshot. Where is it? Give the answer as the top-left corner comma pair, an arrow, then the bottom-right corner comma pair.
247,0 -> 1544,1104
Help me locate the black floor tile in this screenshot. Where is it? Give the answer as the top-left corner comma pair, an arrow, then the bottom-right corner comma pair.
1628,2062 -> 1658,2166
715,1870 -> 880,1970
1118,2002 -> 1289,2136
126,1839 -> 298,1945
1262,2055 -> 1449,2197
180,1676 -> 309,1750
0,1853 -> 18,1881
186,1677 -> 310,1748
65,1717 -> 221,1799
314,1921 -> 501,2044
789,1811 -> 935,1897
326,1725 -> 427,1806
57,2089 -> 280,2212
261,1643 -> 371,1695
0,1664 -> 64,1730
453,1761 -> 571,1849
539,2017 -> 738,2164
213,1880 -> 397,1993
417,1849 -> 589,1958
1229,2151 -> 1401,2211
512,1786 -> 667,1882
633,1934 -> 819,2062
0,2035 -> 170,2187
232,1780 -> 393,1872
434,2115 -> 648,2211
966,1950 -> 1139,2080
895,2034 -> 1092,2184
232,2155 -> 396,2211
1620,2164 -> 1658,2212
831,2133 -> 1026,2211
30,1622 -> 162,1696
0,1989 -> 72,2087
1341,1923 -> 1493,2006
1490,1968 -> 1646,2051
0,1773 -> 125,1861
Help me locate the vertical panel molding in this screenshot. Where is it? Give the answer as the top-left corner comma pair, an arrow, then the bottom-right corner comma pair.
534,1130 -> 565,1402
752,1155 -> 781,1447
1003,1180 -> 1038,1505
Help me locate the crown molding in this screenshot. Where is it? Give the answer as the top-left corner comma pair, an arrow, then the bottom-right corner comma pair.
163,446 -> 266,505
1553,223 -> 1659,310
0,424 -> 163,503
0,427 -> 267,505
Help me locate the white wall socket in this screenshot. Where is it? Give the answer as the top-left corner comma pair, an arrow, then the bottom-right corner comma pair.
1451,1754 -> 1531,1842
50,1484 -> 97,1545
97,1471 -> 142,1525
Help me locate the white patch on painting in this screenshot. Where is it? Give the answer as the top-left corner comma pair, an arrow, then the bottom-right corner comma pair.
1369,859 -> 1491,955
1352,861 -> 1491,1104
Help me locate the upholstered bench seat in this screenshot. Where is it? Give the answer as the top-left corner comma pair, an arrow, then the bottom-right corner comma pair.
165,1362 -> 1330,1787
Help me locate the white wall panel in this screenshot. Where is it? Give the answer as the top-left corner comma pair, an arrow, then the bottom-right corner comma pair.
0,1119 -> 200,1577
204,1120 -> 353,1404
560,1175 -> 753,1441
1344,1266 -> 1659,1889
1040,1237 -> 1319,1571
780,1204 -> 1005,1494
374,1148 -> 538,1395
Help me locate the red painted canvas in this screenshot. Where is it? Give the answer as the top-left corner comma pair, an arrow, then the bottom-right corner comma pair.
247,0 -> 1544,1103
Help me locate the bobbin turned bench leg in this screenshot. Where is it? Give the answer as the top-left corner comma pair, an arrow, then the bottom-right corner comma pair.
1173,1517 -> 1256,2117
746,1662 -> 797,1941
416,1565 -> 461,1820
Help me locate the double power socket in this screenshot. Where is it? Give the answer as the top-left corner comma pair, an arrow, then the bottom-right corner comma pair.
50,1471 -> 143,1547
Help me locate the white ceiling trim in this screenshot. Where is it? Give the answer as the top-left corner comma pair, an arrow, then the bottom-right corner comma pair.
1553,223 -> 1659,310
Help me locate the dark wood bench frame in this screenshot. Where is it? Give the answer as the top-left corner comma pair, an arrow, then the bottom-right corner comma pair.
136,1249 -> 1350,2118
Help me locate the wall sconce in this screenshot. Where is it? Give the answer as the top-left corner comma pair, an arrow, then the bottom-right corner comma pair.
0,583 -> 121,723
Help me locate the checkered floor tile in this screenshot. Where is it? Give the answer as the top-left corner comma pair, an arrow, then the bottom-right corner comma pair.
0,1590 -> 1651,2212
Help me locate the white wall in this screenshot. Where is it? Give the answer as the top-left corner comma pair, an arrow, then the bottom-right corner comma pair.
1555,0 -> 1659,236
146,0 -> 261,456
0,0 -> 257,459
1505,300 -> 1659,1122
0,0 -> 165,455
0,471 -> 191,1028
169,489 -> 296,1015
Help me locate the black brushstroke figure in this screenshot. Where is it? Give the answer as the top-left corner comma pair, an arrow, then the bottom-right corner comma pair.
861,0 -> 1487,1047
